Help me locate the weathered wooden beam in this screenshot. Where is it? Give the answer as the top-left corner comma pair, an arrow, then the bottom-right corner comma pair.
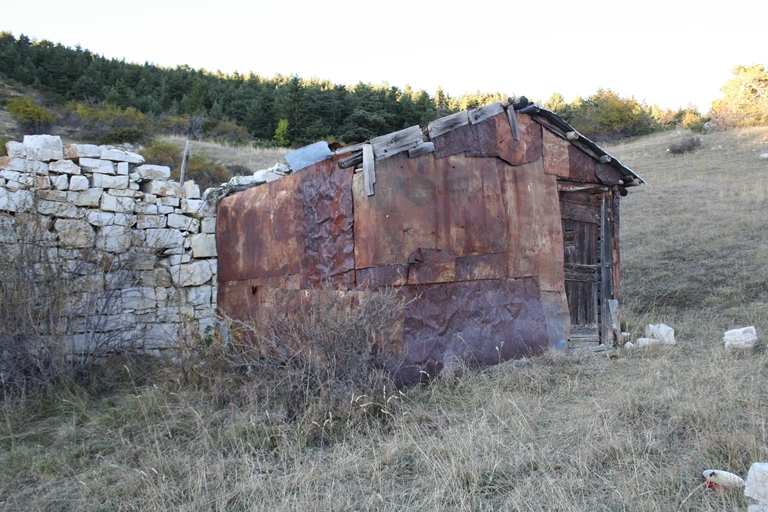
506,106 -> 520,141
408,142 -> 435,158
599,155 -> 612,164
469,102 -> 504,124
566,131 -> 578,140
564,264 -> 600,282
338,151 -> 363,169
370,125 -> 423,160
362,144 -> 375,196
557,182 -> 609,193
428,111 -> 469,139
335,142 -> 367,156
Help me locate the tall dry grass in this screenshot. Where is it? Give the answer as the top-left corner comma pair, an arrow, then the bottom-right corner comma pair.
2,127 -> 768,510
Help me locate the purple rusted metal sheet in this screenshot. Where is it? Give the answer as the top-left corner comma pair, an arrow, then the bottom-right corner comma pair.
296,158 -> 355,289
353,152 -> 508,269
542,128 -> 571,178
393,277 -> 550,385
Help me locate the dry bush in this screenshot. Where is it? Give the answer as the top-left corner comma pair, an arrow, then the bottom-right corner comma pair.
178,287 -> 407,445
668,135 -> 702,155
0,212 -> 145,400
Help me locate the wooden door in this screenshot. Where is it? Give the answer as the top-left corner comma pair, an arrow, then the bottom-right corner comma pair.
560,190 -> 604,345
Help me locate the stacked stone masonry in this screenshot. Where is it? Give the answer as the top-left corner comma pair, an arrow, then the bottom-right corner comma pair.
0,135 -> 218,355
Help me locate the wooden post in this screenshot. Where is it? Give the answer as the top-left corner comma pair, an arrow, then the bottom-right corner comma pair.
179,140 -> 191,184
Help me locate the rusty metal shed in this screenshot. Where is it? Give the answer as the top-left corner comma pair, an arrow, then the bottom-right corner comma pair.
216,97 -> 644,384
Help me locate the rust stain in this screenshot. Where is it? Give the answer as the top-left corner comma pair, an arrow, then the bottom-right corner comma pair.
542,128 -> 570,178
498,113 -> 543,166
353,152 -> 508,268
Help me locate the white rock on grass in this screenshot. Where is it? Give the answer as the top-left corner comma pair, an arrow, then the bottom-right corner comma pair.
746,463 -> 768,502
643,323 -> 676,345
724,326 -> 758,350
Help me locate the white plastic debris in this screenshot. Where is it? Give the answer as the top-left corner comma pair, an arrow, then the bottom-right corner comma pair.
702,469 -> 745,489
724,326 -> 758,350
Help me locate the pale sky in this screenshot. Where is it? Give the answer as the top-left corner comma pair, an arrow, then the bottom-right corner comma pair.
2,0 -> 766,113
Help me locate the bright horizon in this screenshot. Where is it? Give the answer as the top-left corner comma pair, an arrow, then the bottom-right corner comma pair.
2,0 -> 767,113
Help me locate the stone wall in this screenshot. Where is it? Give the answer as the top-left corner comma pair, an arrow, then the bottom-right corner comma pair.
0,134 -> 218,356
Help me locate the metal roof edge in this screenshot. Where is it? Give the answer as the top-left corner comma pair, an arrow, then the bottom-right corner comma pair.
520,104 -> 646,185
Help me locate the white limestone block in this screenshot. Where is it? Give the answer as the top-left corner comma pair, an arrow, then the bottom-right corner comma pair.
135,164 -> 171,181
183,180 -> 201,199
49,159 -> 81,175
87,211 -> 116,227
121,287 -> 156,311
724,326 -> 758,350
64,143 -> 101,159
170,260 -> 212,287
100,147 -> 145,164
68,175 -> 90,191
96,225 -> 132,253
181,198 -> 203,214
55,218 -> 95,248
6,141 -> 26,158
79,158 -> 115,175
101,174 -> 130,190
0,189 -> 32,212
37,199 -> 80,218
142,180 -> 182,198
167,213 -> 199,232
68,188 -> 103,207
144,228 -> 184,250
187,285 -> 212,306
136,214 -> 166,229
34,175 -> 51,189
201,217 -> 216,233
38,189 -> 67,202
50,174 -> 69,190
135,202 -> 159,215
1,169 -> 20,181
101,193 -> 135,213
167,253 -> 192,266
190,233 -> 217,258
117,162 -> 129,175
23,135 -> 63,161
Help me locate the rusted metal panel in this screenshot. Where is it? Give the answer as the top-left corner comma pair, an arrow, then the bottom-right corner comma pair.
595,162 -> 625,186
498,158 -> 565,292
353,152 -> 508,268
296,158 -> 356,289
394,277 -> 550,385
216,173 -> 303,283
356,264 -> 409,289
454,253 -> 507,281
406,248 -> 456,285
568,144 -> 597,181
498,113 -> 543,166
542,128 -> 570,178
432,115 -> 500,159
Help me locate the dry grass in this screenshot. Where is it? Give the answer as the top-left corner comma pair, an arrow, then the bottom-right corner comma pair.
2,127 -> 768,510
158,135 -> 290,176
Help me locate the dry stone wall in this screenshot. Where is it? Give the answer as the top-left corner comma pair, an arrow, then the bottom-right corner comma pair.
0,134 -> 218,356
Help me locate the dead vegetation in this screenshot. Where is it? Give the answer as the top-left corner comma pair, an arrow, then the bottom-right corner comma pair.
2,127 -> 768,510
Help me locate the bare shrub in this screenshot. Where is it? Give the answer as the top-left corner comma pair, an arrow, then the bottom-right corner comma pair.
0,212 -> 144,399
178,287 -> 407,444
668,135 -> 702,155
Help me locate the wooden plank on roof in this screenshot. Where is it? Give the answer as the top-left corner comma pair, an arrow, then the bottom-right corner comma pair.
362,144 -> 375,196
469,102 -> 504,124
428,111 -> 469,139
506,106 -> 520,141
370,125 -> 423,160
335,142 -> 368,155
338,150 -> 363,169
408,142 -> 435,158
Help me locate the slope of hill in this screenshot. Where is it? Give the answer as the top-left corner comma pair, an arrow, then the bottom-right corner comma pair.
1,129 -> 767,510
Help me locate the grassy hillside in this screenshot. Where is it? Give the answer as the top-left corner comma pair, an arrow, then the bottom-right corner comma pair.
1,129 -> 767,511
